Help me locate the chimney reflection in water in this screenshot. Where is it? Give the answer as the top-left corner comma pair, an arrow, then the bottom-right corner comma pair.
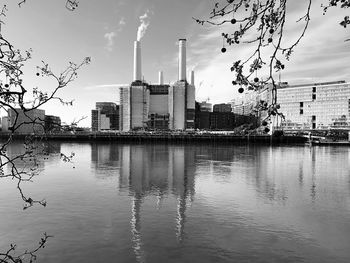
90,144 -> 196,261
120,145 -> 195,261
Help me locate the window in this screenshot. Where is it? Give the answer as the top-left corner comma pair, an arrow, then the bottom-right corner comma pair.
300,109 -> 303,115
312,115 -> 316,121
312,87 -> 316,93
300,102 -> 303,107
312,94 -> 316,100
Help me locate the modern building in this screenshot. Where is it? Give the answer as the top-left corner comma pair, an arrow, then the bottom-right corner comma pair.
0,116 -> 9,132
44,115 -> 61,133
7,108 -> 45,134
120,39 -> 195,131
277,80 -> 350,129
213,103 -> 232,113
198,101 -> 212,112
231,90 -> 256,116
195,101 -> 210,129
195,101 -> 256,130
91,102 -> 119,131
242,80 -> 350,130
209,112 -> 235,130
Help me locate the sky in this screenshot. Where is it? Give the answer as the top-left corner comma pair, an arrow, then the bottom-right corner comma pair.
2,0 -> 350,127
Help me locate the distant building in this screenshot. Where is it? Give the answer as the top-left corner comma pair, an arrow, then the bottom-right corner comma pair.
199,101 -> 212,112
231,90 -> 256,116
195,101 -> 255,130
209,112 -> 235,130
213,103 -> 232,113
44,115 -> 61,133
243,80 -> 350,130
0,116 -> 9,132
147,85 -> 170,130
195,101 -> 210,129
91,102 -> 119,131
8,108 -> 45,134
119,39 -> 195,131
277,80 -> 350,129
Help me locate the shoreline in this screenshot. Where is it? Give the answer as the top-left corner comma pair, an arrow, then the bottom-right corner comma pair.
0,132 -> 307,144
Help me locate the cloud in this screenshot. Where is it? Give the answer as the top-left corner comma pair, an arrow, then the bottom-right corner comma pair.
119,17 -> 126,26
104,17 -> 126,51
187,2 -> 350,104
104,32 -> 116,51
137,10 -> 151,41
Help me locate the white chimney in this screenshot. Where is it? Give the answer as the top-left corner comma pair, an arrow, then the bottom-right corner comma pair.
190,70 -> 194,86
159,71 -> 164,85
178,39 -> 186,81
133,40 -> 142,81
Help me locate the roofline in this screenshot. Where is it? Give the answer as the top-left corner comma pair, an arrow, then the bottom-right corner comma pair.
284,80 -> 346,88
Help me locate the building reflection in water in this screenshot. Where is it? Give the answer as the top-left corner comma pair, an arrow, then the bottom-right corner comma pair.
310,147 -> 317,202
4,141 -> 61,171
91,143 -> 120,178
91,143 -> 195,262
124,145 -> 195,261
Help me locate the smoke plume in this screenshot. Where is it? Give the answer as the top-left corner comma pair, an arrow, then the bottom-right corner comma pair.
137,10 -> 151,41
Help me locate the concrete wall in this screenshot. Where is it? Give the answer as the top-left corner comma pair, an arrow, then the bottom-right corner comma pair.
100,114 -> 110,130
131,85 -> 149,130
149,94 -> 169,115
169,82 -> 186,130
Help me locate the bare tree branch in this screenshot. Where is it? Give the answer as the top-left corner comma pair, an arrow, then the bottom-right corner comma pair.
194,0 -> 348,132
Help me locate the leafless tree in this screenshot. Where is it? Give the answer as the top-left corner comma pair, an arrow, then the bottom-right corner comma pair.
18,0 -> 79,11
0,2 -> 88,262
194,0 -> 349,132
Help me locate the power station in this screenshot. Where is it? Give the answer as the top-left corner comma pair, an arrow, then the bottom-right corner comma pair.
120,39 -> 195,131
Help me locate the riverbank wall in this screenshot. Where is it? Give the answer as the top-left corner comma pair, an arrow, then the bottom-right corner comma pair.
0,133 -> 307,144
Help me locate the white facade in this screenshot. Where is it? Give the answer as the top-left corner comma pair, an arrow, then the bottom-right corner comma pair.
277,81 -> 350,129
133,41 -> 142,81
120,86 -> 131,131
178,39 -> 186,81
169,82 -> 186,130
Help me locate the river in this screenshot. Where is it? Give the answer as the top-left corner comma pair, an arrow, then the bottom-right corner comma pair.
1,142 -> 350,262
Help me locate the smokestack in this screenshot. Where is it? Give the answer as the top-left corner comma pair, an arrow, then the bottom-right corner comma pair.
159,71 -> 164,85
178,39 -> 186,81
190,70 -> 194,86
133,41 -> 142,81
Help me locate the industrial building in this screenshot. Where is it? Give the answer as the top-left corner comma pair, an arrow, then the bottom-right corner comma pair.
120,39 -> 195,131
91,102 -> 119,132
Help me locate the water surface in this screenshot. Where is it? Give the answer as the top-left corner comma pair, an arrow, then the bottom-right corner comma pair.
1,142 -> 349,262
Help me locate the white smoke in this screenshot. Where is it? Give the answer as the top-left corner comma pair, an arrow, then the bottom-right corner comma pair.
137,10 -> 151,41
